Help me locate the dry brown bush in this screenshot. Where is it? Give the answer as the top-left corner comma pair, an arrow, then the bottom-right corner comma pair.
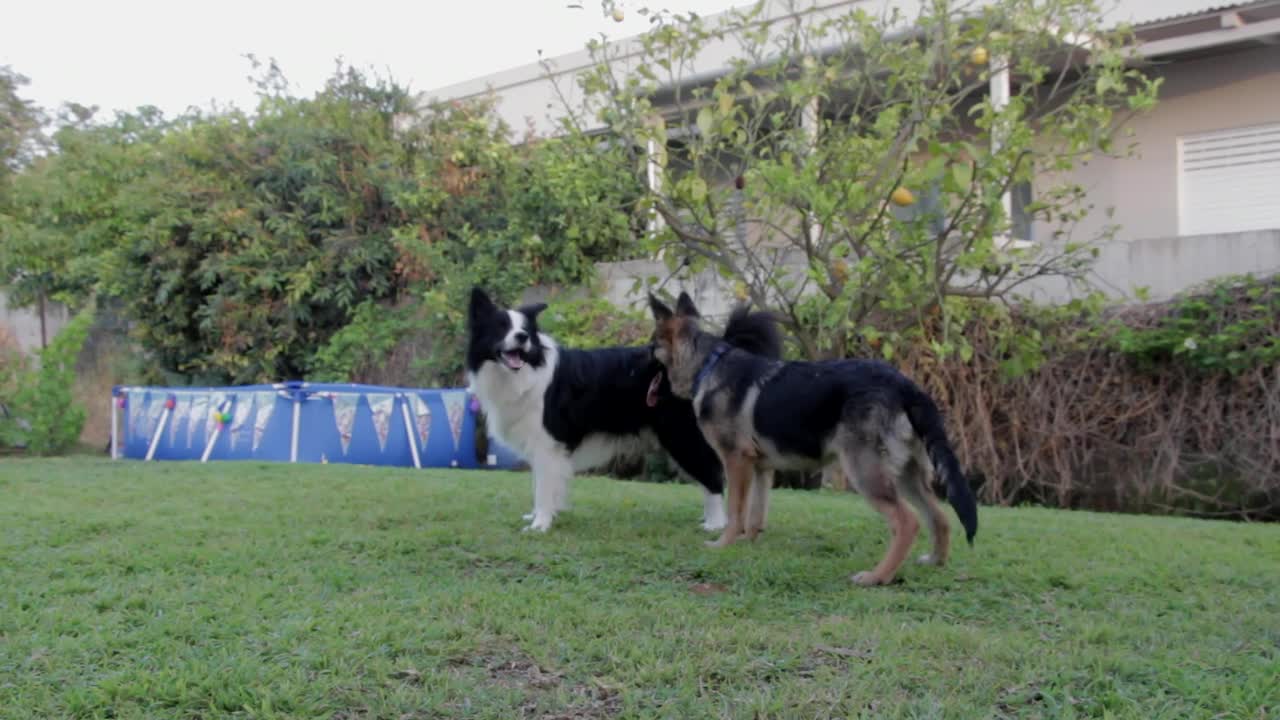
889,281 -> 1280,520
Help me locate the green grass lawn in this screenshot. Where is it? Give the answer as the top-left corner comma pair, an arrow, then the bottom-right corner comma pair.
1,459 -> 1277,719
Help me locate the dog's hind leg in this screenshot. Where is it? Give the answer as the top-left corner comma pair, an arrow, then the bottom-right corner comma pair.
840,444 -> 918,586
900,444 -> 951,567
745,468 -> 773,540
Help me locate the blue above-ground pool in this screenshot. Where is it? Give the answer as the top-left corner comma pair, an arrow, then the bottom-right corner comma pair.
111,381 -> 524,470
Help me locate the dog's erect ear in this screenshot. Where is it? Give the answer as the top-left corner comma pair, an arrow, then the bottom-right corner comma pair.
469,287 -> 497,321
675,291 -> 700,318
649,293 -> 673,323
518,302 -> 547,324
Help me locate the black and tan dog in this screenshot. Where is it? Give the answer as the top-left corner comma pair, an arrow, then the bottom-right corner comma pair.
648,292 -> 978,586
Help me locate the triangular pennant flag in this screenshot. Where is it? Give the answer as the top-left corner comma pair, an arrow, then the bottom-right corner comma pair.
169,395 -> 190,447
332,393 -> 359,455
207,392 -> 227,440
129,390 -> 147,441
187,395 -> 209,448
228,395 -> 253,450
145,396 -> 166,441
251,391 -> 276,452
366,393 -> 396,452
411,394 -> 432,448
442,391 -> 467,450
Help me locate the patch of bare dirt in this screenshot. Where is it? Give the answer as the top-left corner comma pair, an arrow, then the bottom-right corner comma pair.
443,646 -> 621,719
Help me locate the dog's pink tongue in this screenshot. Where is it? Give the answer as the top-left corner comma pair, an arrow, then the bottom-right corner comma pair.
645,372 -> 663,408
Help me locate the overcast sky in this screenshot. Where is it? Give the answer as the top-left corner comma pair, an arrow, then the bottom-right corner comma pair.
2,0 -> 741,119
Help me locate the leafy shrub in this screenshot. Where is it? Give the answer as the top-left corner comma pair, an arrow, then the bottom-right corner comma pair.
3,307 -> 95,454
2,66 -> 642,386
309,300 -> 419,383
1109,275 -> 1280,375
0,325 -> 30,449
537,293 -> 651,349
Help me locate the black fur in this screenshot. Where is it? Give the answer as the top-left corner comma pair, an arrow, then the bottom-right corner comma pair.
721,305 -> 784,359
541,346 -> 722,488
468,288 -> 782,499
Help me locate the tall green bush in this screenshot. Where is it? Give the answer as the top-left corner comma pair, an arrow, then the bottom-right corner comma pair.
2,307 -> 95,454
0,64 -> 643,386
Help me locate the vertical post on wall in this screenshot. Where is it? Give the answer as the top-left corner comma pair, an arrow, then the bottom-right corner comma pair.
989,55 -> 1031,250
400,394 -> 422,469
145,394 -> 175,462
991,55 -> 1011,232
645,137 -> 664,237
801,96 -> 822,247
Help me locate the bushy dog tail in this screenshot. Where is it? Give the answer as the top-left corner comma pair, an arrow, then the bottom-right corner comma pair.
903,385 -> 978,545
721,305 -> 784,360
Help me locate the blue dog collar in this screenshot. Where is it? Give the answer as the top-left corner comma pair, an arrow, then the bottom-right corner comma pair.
691,342 -> 731,397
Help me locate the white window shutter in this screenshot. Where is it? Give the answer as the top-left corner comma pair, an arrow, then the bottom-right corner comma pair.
1178,122 -> 1280,236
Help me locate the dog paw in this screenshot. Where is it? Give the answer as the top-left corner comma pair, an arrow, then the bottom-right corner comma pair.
705,532 -> 739,548
916,553 -> 944,566
849,571 -> 890,587
701,518 -> 727,532
523,516 -> 553,533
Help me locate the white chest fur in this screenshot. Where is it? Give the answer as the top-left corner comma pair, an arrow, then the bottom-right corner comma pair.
467,338 -> 558,457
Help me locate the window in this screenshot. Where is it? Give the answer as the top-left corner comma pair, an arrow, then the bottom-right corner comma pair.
1010,180 -> 1033,243
1178,122 -> 1280,236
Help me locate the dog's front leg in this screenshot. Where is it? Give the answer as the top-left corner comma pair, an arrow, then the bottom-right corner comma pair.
701,485 -> 727,532
523,473 -> 537,521
707,454 -> 751,548
525,452 -> 571,532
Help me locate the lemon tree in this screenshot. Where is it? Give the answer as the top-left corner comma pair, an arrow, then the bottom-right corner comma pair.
561,0 -> 1160,359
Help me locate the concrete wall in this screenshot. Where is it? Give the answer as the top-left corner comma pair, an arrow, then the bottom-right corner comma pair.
580,229 -> 1280,316
1025,228 -> 1280,303
0,290 -> 69,357
1095,229 -> 1280,300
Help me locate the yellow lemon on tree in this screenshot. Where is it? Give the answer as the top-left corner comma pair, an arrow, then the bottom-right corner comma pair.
831,259 -> 850,284
612,7 -> 625,22
890,186 -> 916,207
969,46 -> 989,66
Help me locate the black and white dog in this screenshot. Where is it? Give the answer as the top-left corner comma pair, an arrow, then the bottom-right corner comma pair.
465,287 -> 779,533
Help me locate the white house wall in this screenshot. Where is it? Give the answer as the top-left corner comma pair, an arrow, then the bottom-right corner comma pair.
420,0 -> 931,138
1039,43 -> 1280,246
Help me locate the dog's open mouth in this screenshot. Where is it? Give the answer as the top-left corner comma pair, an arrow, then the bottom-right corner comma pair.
501,350 -> 526,370
645,371 -> 663,407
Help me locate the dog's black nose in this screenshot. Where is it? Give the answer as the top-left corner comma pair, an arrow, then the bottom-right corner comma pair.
514,331 -> 529,344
